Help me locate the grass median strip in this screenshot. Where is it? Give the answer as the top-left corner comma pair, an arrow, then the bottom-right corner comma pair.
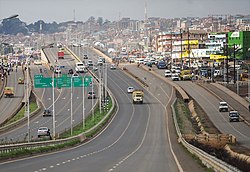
0,97 -> 114,161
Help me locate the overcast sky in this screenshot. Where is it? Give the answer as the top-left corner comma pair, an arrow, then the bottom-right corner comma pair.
0,0 -> 249,24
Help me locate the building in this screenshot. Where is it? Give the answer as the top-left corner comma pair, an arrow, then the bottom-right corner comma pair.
228,31 -> 250,60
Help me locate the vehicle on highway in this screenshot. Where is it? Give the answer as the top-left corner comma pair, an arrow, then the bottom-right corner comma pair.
34,59 -> 42,65
37,127 -> 50,138
132,90 -> 144,104
87,60 -> 94,68
179,70 -> 192,80
164,69 -> 172,77
18,77 -> 24,84
171,73 -> 180,81
127,86 -> 135,93
68,69 -> 73,74
57,50 -> 64,59
97,59 -> 103,66
87,91 -> 96,99
219,102 -> 229,112
4,87 -> 14,98
75,62 -> 86,73
54,67 -> 61,74
72,73 -> 79,77
157,60 -> 167,69
83,54 -> 88,59
110,64 -> 116,70
229,111 -> 240,122
43,109 -> 52,117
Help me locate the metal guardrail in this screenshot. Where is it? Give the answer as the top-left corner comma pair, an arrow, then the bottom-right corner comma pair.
0,89 -> 115,154
171,99 -> 240,172
0,47 -> 116,155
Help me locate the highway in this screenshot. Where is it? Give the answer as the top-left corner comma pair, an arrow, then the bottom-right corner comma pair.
0,47 -> 206,172
141,65 -> 250,149
0,65 -> 25,126
0,48 -> 97,142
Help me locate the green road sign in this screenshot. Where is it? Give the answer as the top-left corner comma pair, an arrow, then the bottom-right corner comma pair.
73,76 -> 83,87
84,76 -> 92,87
34,77 -> 52,88
34,75 -> 93,88
56,76 -> 71,88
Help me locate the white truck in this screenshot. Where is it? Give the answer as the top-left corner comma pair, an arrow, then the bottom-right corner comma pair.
75,62 -> 86,73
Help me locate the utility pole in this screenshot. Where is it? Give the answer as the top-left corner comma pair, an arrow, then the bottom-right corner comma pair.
180,29 -> 183,68
234,44 -> 236,84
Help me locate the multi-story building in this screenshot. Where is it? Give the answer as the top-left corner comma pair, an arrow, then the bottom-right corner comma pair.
228,31 -> 250,60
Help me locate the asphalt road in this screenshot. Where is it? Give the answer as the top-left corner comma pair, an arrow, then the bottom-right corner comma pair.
0,65 -> 24,125
0,47 -> 206,172
0,48 -> 97,142
145,64 -> 250,149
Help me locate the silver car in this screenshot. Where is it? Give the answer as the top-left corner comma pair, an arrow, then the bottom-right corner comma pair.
37,127 -> 50,137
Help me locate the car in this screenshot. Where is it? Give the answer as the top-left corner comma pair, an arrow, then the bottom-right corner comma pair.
127,86 -> 135,93
87,91 -> 96,99
87,60 -> 93,67
83,54 -> 88,59
97,59 -> 103,66
68,69 -> 73,74
219,102 -> 229,112
72,73 -> 79,77
43,109 -> 52,117
164,70 -> 172,77
34,60 -> 42,65
54,67 -> 61,74
18,77 -> 24,84
110,64 -> 116,70
229,111 -> 240,122
171,73 -> 180,81
37,127 -> 50,137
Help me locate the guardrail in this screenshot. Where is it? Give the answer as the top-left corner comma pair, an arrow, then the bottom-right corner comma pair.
0,47 -> 116,154
172,99 -> 240,172
0,88 -> 115,154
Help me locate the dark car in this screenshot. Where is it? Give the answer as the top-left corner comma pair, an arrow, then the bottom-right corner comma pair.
87,91 -> 96,99
43,109 -> 52,117
68,69 -> 73,74
157,61 -> 167,69
83,54 -> 88,59
229,111 -> 240,122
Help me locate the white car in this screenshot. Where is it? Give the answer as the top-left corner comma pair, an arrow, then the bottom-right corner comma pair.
171,73 -> 180,81
219,102 -> 228,112
37,127 -> 50,138
165,70 -> 172,77
34,60 -> 42,65
127,87 -> 135,93
110,64 -> 116,70
54,67 -> 61,74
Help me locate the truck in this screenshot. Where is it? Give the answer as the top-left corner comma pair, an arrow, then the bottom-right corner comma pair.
132,90 -> 144,104
179,70 -> 192,80
4,87 -> 14,98
57,51 -> 64,59
75,62 -> 87,73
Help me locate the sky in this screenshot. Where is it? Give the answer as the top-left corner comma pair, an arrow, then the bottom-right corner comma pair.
0,0 -> 250,24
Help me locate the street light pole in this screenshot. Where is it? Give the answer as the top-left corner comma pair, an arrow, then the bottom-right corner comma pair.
25,60 -> 30,142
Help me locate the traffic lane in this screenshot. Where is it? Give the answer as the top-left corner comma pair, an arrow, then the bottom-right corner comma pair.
180,81 -> 250,148
0,65 -> 139,172
0,67 -> 24,124
118,64 -> 207,172
203,83 -> 250,122
123,64 -> 173,106
107,94 -> 179,172
0,58 -> 93,141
